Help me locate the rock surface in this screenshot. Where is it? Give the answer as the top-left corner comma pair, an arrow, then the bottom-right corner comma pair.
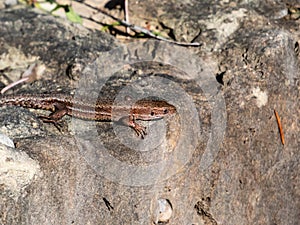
0,1 -> 299,225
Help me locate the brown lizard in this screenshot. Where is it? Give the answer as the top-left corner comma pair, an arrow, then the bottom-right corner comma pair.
0,94 -> 176,138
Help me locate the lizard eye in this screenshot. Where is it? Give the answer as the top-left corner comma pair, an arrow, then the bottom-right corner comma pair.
151,111 -> 155,116
164,109 -> 169,114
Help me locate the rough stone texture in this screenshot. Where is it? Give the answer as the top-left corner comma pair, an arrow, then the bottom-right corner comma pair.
0,1 -> 299,225
0,6 -> 116,92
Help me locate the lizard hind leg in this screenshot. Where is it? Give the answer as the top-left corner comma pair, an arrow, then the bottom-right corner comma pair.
38,108 -> 68,130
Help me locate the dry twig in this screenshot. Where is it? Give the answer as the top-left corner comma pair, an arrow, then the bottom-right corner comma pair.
124,0 -> 129,34
1,63 -> 45,94
84,2 -> 201,47
274,109 -> 285,145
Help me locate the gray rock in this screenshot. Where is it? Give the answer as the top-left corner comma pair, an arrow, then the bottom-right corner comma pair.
0,1 -> 299,225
